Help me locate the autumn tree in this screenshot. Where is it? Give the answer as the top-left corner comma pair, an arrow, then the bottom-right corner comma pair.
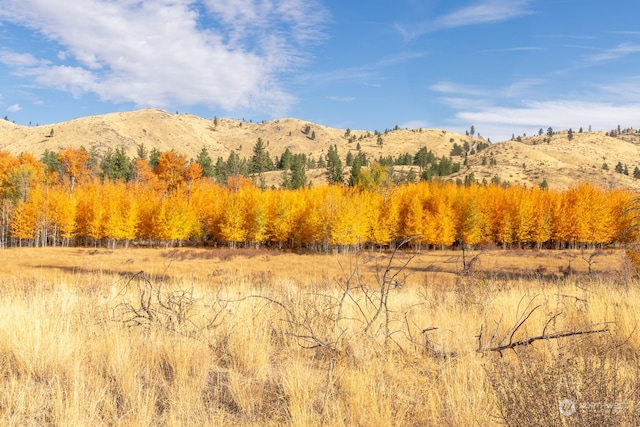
58,147 -> 91,194
154,151 -> 187,193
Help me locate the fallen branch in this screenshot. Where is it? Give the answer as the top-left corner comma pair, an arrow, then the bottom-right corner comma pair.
478,327 -> 609,354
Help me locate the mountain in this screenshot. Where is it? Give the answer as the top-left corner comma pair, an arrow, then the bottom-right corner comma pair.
1,109 -> 640,191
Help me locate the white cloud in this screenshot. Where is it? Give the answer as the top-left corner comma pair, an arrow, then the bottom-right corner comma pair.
455,100 -> 640,142
430,76 -> 543,102
0,0 -> 326,115
7,104 -> 20,112
584,43 -> 640,63
430,81 -> 487,96
400,120 -> 428,129
395,0 -> 535,40
326,96 -> 355,102
303,52 -> 425,86
599,76 -> 640,100
433,0 -> 535,30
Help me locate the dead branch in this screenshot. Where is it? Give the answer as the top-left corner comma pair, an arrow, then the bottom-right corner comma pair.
478,326 -> 609,354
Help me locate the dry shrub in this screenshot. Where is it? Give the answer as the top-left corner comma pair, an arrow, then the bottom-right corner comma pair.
624,247 -> 640,277
485,336 -> 640,427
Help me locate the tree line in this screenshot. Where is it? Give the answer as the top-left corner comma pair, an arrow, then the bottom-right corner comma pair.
0,146 -> 636,250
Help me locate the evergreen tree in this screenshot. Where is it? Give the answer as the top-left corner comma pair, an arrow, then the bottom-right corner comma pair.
348,152 -> 367,186
249,138 -> 273,175
615,161 -> 624,174
100,147 -> 133,182
278,148 -> 293,170
196,147 -> 215,178
41,149 -> 63,177
414,147 -> 435,172
136,143 -> 148,161
325,144 -> 344,184
289,154 -> 308,189
214,156 -> 227,183
346,151 -> 354,167
149,148 -> 161,168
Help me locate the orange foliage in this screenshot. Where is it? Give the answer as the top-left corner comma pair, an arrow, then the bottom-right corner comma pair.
0,146 -> 638,249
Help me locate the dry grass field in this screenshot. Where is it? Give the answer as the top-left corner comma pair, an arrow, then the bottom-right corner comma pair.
0,246 -> 639,426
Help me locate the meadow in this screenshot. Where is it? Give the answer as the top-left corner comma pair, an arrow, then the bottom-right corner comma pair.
0,246 -> 638,426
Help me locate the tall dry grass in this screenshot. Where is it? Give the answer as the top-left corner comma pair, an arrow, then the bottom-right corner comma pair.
0,247 -> 637,426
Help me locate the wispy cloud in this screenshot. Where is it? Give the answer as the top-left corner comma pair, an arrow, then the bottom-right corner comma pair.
599,76 -> 640,101
482,46 -> 545,53
304,52 -> 426,86
326,96 -> 355,102
7,104 -> 21,112
456,100 -> 640,141
430,81 -> 487,96
584,43 -> 640,63
0,0 -> 327,115
395,0 -> 535,40
400,119 -> 428,129
433,0 -> 535,30
431,79 -> 542,98
611,31 -> 640,36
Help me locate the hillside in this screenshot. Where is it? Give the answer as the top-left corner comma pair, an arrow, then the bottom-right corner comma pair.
455,129 -> 640,191
2,109 -> 640,191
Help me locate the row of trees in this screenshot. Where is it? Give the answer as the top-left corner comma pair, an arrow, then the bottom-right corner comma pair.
3,154 -> 637,250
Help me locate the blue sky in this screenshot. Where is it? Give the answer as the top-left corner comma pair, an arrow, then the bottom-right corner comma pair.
1,0 -> 640,142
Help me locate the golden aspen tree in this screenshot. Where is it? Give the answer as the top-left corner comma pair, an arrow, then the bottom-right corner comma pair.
608,189 -> 637,243
161,192 -> 200,244
134,183 -> 160,243
267,189 -> 302,248
11,199 -> 37,245
428,184 -> 457,248
154,151 -> 187,193
531,188 -> 553,248
549,189 -> 573,247
48,184 -> 77,246
327,188 -> 369,250
397,183 -> 427,245
454,185 -> 487,247
74,179 -> 104,243
220,192 -> 248,247
512,187 -> 536,245
241,186 -> 268,247
190,180 -> 228,243
58,147 -> 90,194
133,158 -> 161,191
367,189 -> 400,247
184,161 -> 203,198
486,185 -> 515,246
295,187 -> 331,249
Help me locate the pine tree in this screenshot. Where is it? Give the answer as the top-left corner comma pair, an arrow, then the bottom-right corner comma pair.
196,147 -> 215,178
325,145 -> 344,185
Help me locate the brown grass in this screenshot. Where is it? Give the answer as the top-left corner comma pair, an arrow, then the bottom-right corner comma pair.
0,247 -> 637,425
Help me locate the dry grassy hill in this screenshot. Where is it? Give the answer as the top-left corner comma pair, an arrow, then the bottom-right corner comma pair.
0,109 -> 464,161
2,109 -> 640,191
456,129 -> 640,191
